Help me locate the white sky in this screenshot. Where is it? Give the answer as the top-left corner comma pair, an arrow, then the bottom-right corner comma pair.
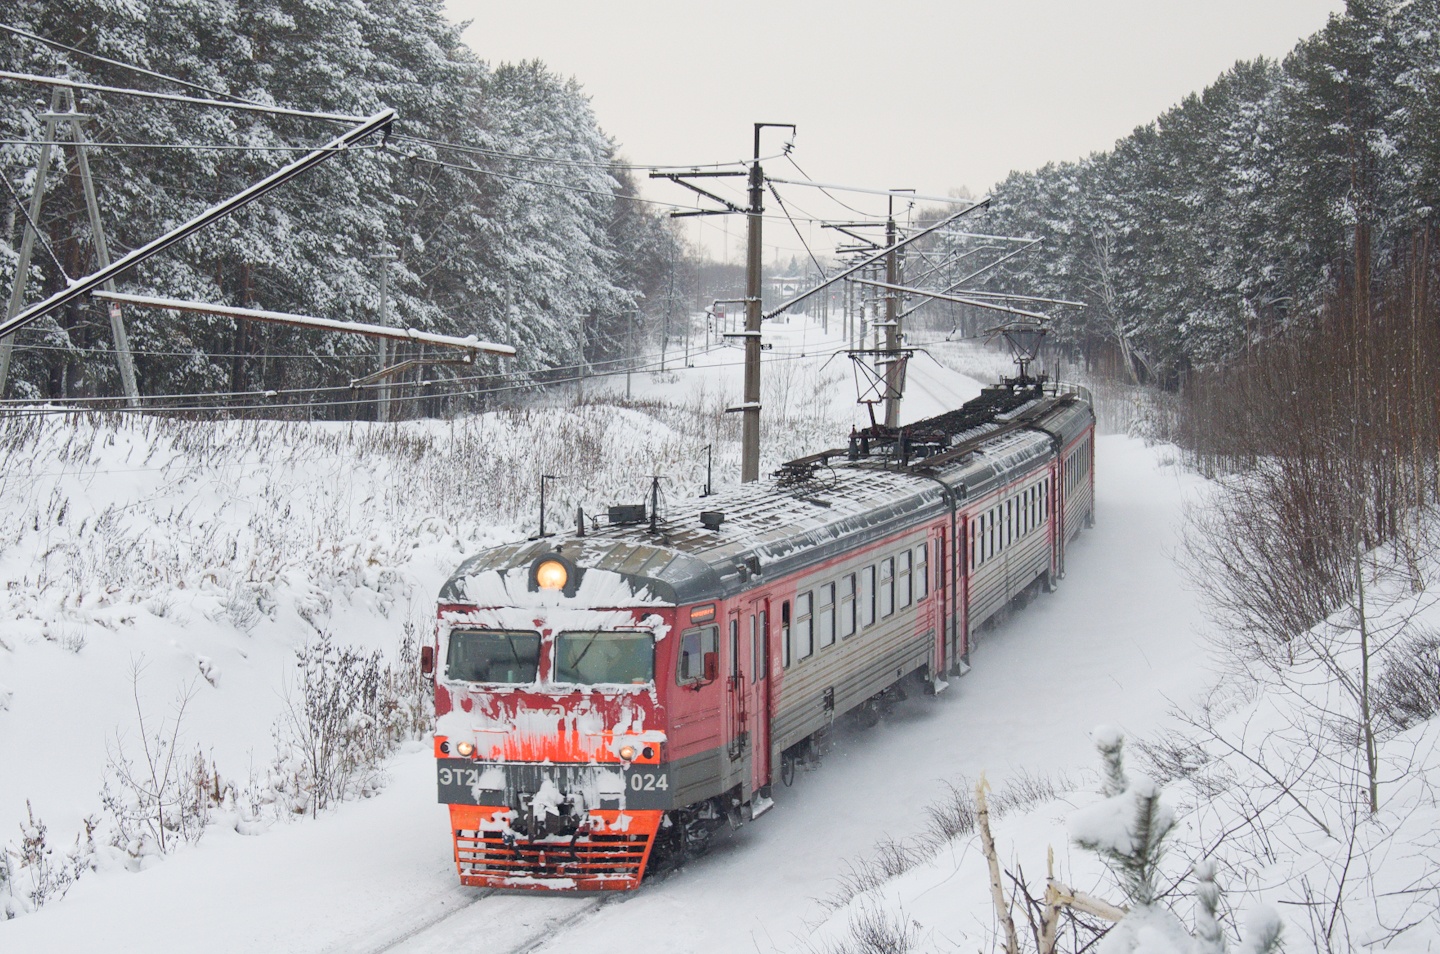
443,0 -> 1344,262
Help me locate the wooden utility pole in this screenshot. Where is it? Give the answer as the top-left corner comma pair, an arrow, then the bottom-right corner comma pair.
371,251 -> 395,422
577,317 -> 587,403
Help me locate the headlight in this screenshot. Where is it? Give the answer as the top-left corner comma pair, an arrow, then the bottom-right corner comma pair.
456,741 -> 475,757
618,744 -> 637,762
534,559 -> 568,590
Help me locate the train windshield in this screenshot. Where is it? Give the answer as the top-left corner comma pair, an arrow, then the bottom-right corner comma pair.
445,629 -> 541,684
554,631 -> 655,686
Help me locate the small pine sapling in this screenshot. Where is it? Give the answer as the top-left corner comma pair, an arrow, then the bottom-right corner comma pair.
1070,728 -> 1285,954
1193,860 -> 1225,954
1071,726 -> 1175,909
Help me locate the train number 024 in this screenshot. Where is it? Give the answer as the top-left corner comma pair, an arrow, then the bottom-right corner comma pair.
629,772 -> 668,792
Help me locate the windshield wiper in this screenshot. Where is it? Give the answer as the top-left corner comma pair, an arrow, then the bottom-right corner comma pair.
567,633 -> 601,678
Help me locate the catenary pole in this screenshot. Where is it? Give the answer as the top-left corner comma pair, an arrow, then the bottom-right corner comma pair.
65,94 -> 140,405
740,123 -> 795,482
742,132 -> 764,482
884,201 -> 900,428
0,89 -> 63,397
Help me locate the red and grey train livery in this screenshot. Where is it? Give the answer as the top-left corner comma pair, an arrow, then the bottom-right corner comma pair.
423,378 -> 1095,890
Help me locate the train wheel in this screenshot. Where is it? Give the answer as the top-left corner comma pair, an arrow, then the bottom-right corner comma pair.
781,751 -> 797,787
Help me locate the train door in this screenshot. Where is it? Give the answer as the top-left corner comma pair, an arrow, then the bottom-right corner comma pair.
929,527 -> 947,676
723,610 -> 748,794
748,598 -> 772,798
1051,460 -> 1065,581
958,512 -> 972,666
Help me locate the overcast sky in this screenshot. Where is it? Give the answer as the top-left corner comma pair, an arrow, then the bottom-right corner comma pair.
443,0 -> 1344,262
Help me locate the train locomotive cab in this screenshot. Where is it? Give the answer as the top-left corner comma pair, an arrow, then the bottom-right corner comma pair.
433,549 -> 708,890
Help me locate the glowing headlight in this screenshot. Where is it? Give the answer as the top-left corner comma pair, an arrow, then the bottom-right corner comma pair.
534,559 -> 569,591
456,741 -> 475,757
618,744 -> 637,762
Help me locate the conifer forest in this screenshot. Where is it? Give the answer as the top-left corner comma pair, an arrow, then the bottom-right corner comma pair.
0,0 -> 683,409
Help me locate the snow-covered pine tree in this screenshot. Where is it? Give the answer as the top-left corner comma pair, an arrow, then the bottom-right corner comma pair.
1070,728 -> 1284,954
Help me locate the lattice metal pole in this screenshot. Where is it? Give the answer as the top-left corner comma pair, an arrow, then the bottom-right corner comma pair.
65,90 -> 140,404
0,88 -> 64,397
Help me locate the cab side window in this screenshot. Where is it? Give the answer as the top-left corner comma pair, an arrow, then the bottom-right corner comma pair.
676,625 -> 718,685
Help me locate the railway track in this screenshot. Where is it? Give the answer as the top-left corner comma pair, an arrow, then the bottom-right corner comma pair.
340,865 -> 679,954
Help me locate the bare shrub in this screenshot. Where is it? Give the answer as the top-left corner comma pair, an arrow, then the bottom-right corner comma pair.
922,770 -> 1071,848
0,802 -> 95,917
101,665 -> 215,859
390,620 -> 435,741
272,631 -> 386,817
1374,627 -> 1440,732
922,781 -> 977,841
223,580 -> 273,632
824,771 -> 1072,913
1134,728 -> 1216,790
824,838 -> 923,911
806,902 -> 923,954
1180,460 -> 1357,671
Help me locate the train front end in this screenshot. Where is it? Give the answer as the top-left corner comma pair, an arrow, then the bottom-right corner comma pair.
430,549 -> 674,891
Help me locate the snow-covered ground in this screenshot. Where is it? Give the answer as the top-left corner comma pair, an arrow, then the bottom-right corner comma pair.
1,315 -> 1247,952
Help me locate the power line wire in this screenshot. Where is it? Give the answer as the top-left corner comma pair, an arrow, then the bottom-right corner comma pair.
784,153 -> 871,217
393,131 -> 776,174
0,138 -> 386,153
0,171 -> 70,280
0,337 -> 851,416
0,23 -> 265,107
0,69 -> 367,123
1,26 -> 773,176
766,181 -> 826,276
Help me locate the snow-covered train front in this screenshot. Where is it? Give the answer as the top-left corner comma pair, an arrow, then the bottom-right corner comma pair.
431,554 -> 681,889
425,379 -> 1095,890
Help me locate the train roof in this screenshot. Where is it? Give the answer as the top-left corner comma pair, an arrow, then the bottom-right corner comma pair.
440,385 -> 1094,607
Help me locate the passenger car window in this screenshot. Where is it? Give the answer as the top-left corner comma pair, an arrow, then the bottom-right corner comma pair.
861,566 -> 876,627
796,591 -> 814,658
818,582 -> 836,647
879,557 -> 895,618
446,629 -> 541,684
839,574 -> 856,638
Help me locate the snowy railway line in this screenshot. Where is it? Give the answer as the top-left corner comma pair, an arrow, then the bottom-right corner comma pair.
347,888 -> 609,954
0,325 -> 1216,954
